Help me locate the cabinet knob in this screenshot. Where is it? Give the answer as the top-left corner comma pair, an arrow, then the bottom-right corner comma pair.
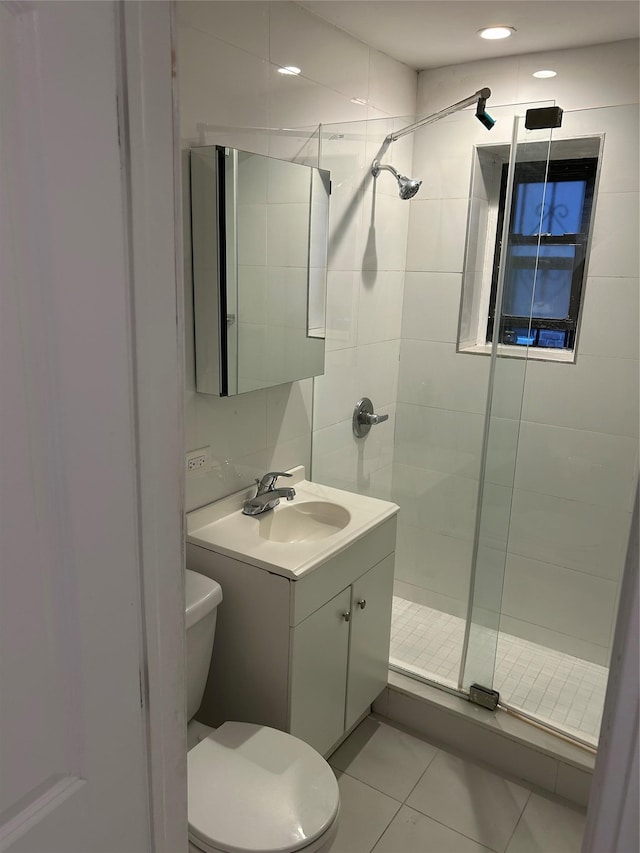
343,611 -> 351,622
357,599 -> 367,610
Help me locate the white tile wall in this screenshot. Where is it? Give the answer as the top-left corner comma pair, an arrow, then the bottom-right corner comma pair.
405,198 -> 468,273
312,111 -> 416,499
588,191 -> 640,279
268,2 -> 371,102
578,276 -> 640,360
324,271 -> 360,351
357,271 -> 404,345
179,25 -> 270,146
314,341 -> 399,431
514,422 -> 639,510
311,405 -> 395,494
394,403 -> 484,479
501,554 -> 618,648
178,0 -> 270,58
521,355 -> 639,437
361,192 -> 411,272
401,272 -> 463,343
417,40 -> 640,115
179,1 -> 418,511
561,105 -> 638,196
508,489 -> 632,581
398,340 -> 491,414
368,48 -> 418,117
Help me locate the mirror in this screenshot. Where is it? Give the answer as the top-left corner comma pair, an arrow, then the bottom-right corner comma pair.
190,145 -> 330,396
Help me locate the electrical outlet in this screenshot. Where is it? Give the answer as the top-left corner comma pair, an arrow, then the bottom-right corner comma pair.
186,447 -> 211,474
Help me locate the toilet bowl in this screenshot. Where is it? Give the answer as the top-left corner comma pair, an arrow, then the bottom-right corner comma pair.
186,570 -> 340,853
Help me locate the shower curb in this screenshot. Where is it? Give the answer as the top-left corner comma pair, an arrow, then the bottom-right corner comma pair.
373,671 -> 594,809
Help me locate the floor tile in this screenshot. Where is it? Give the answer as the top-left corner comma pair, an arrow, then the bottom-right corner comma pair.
331,771 -> 401,853
406,750 -> 530,852
330,716 -> 439,801
373,805 -> 495,853
391,596 -> 607,744
505,793 -> 586,853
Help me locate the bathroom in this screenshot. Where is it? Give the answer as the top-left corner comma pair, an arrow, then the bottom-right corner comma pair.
1,2 -> 637,852
179,1 -> 638,851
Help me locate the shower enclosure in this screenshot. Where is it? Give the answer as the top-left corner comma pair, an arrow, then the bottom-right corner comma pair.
311,100 -> 639,748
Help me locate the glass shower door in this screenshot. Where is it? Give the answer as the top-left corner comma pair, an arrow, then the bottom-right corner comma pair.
461,112 -> 554,697
460,103 -> 631,748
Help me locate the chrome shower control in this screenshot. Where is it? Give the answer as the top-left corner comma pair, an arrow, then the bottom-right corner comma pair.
343,611 -> 351,622
357,599 -> 367,610
353,397 -> 389,437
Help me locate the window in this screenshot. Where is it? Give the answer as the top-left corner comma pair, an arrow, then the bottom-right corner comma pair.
487,157 -> 598,350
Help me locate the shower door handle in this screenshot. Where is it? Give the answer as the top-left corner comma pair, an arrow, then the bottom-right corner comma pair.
353,397 -> 388,437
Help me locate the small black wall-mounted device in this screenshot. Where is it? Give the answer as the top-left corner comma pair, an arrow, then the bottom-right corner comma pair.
525,106 -> 564,130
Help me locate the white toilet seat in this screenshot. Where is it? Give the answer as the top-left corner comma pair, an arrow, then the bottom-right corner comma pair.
188,722 -> 340,853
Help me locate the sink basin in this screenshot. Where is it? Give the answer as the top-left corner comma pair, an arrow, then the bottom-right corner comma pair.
258,501 -> 351,543
186,466 -> 399,578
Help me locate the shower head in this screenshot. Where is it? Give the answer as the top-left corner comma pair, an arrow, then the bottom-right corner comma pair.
371,160 -> 422,200
476,91 -> 495,130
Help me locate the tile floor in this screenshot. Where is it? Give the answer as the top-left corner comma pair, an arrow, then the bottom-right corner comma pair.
390,597 -> 607,745
329,715 -> 586,853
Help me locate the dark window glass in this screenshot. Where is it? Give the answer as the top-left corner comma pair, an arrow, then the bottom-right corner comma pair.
487,157 -> 598,350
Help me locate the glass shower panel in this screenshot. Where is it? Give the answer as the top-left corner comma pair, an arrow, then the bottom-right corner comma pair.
461,114 -> 554,693
462,102 -> 638,747
489,104 -> 637,746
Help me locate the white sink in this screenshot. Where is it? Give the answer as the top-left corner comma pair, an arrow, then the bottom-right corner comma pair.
258,500 -> 351,543
186,467 -> 398,578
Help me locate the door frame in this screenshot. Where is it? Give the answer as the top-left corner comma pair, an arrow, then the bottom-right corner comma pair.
118,2 -> 187,849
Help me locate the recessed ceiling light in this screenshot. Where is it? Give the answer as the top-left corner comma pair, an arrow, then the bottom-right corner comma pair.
478,26 -> 516,40
533,69 -> 557,79
277,65 -> 301,75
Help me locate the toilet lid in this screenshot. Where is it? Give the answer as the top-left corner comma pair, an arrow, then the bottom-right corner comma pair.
188,722 -> 340,853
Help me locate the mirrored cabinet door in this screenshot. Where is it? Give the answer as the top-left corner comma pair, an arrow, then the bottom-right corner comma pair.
190,145 -> 330,396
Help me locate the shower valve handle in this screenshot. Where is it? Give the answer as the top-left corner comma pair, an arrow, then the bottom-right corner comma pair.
353,397 -> 388,437
361,412 -> 389,426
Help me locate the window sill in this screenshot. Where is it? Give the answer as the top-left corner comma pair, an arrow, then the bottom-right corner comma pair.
458,343 -> 575,364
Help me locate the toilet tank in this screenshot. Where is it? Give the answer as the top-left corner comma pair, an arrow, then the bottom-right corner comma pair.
185,570 -> 223,721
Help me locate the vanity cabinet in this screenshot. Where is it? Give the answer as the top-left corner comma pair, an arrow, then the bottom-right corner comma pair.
187,515 -> 396,756
289,553 -> 394,754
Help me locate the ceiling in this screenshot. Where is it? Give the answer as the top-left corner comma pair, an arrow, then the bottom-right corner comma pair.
299,1 -> 640,70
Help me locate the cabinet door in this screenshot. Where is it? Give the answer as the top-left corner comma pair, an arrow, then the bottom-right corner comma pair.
345,554 -> 395,730
289,587 -> 351,755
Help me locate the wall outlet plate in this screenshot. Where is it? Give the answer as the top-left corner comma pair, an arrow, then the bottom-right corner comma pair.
186,446 -> 211,475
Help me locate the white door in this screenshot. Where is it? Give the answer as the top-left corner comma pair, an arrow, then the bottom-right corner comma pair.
0,2 -> 181,850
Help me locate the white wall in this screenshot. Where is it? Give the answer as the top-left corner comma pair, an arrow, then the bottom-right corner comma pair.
398,40 -> 639,663
178,1 -> 416,511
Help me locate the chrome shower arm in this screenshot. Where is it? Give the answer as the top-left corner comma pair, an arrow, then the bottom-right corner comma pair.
386,87 -> 492,142
371,161 -> 401,180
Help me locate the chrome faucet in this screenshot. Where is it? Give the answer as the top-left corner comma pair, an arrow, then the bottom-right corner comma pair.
242,471 -> 296,516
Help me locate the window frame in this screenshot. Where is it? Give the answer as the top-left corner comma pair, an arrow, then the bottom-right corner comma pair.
486,157 -> 598,350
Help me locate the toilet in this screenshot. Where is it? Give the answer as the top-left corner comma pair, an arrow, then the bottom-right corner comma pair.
186,569 -> 340,853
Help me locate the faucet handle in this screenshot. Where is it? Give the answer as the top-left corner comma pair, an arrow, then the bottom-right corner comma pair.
258,471 -> 292,491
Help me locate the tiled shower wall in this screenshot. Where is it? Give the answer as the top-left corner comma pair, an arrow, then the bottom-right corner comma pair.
311,116 -> 416,501
178,0 -> 416,512
395,40 -> 639,665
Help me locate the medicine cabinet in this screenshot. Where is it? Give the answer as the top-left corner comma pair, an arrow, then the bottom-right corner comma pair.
190,145 -> 330,396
